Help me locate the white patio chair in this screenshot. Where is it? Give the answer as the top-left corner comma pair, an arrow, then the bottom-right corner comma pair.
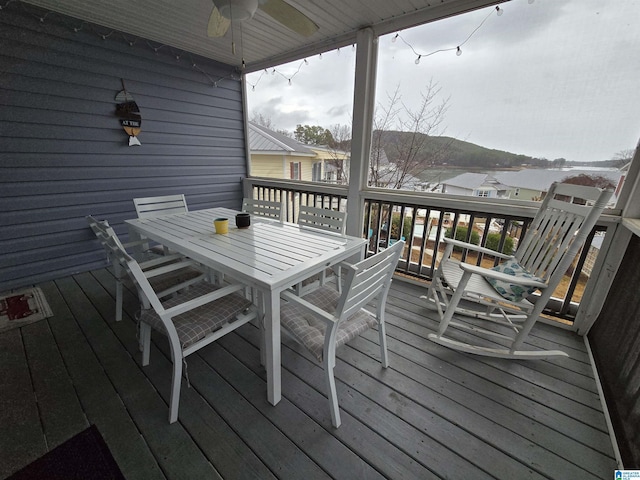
295,205 -> 347,295
280,240 -> 404,427
242,197 -> 283,222
87,215 -> 204,322
133,194 -> 189,255
133,194 -> 189,218
423,182 -> 612,359
103,233 -> 258,424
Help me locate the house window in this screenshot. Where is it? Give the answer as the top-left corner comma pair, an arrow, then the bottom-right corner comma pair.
475,189 -> 490,197
290,162 -> 301,180
324,170 -> 336,183
312,162 -> 322,182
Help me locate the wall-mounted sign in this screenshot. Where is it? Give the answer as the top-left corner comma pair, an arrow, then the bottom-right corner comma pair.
115,79 -> 141,146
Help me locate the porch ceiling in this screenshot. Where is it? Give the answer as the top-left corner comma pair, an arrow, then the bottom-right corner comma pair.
22,0 -> 499,72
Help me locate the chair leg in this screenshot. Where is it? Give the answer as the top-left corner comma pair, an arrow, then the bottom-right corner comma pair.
114,262 -> 124,321
323,355 -> 341,428
141,323 -> 151,365
169,350 -> 183,424
378,321 -> 389,368
115,280 -> 123,321
435,270 -> 472,336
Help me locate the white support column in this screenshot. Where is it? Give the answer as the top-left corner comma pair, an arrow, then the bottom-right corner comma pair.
346,27 -> 378,237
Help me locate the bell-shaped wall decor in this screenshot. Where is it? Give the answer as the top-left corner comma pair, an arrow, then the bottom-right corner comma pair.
114,79 -> 142,146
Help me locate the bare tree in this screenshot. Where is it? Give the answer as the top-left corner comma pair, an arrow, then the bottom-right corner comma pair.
613,148 -> 635,168
250,112 -> 292,137
370,80 -> 451,189
324,123 -> 351,184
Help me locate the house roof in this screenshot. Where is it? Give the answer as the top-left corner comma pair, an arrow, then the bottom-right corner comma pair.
443,173 -> 510,191
249,121 -> 314,155
22,0 -> 498,70
443,169 -> 623,193
494,169 -> 623,192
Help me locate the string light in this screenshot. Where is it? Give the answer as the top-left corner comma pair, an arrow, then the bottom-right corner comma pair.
2,0 -> 520,91
395,2 -> 506,65
0,1 -> 238,88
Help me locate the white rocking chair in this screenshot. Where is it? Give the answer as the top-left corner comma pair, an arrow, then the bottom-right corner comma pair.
424,182 -> 612,359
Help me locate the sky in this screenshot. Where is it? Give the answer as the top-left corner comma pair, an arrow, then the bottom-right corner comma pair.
246,0 -> 640,163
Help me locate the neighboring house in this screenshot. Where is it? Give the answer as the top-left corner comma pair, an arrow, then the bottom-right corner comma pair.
308,145 -> 350,184
583,234 -> 605,277
248,122 -> 316,181
442,169 -> 623,204
494,169 -> 623,202
442,173 -> 511,198
248,122 -> 349,183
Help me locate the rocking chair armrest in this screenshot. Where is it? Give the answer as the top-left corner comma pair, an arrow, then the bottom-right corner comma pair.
443,238 -> 513,260
161,283 -> 246,318
458,263 -> 548,288
281,290 -> 337,326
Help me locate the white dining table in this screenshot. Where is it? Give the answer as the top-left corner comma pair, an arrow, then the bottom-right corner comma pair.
125,207 -> 367,406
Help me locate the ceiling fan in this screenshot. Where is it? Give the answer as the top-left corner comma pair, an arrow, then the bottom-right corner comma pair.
207,0 -> 319,38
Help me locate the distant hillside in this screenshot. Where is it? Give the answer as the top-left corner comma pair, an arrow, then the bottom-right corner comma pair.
377,130 -> 554,170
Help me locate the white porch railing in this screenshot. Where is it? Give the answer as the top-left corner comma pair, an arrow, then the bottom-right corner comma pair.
244,177 -> 616,323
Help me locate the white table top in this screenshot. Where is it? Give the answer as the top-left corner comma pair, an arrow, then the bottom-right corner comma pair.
125,207 -> 366,292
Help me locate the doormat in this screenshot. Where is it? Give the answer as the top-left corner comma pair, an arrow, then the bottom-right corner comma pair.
0,287 -> 53,333
6,424 -> 125,480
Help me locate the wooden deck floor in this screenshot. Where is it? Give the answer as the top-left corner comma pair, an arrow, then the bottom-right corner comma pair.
1,268 -> 617,479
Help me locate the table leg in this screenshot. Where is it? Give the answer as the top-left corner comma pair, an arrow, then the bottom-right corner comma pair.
263,289 -> 281,406
127,226 -> 146,260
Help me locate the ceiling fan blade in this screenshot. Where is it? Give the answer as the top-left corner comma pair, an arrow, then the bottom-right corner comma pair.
207,5 -> 231,37
259,0 -> 318,37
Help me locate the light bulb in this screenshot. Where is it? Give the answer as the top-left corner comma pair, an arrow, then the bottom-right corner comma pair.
392,33 -> 399,43
456,46 -> 462,56
415,55 -> 421,65
288,79 -> 292,86
319,53 -> 323,60
304,58 -> 308,65
496,6 -> 503,16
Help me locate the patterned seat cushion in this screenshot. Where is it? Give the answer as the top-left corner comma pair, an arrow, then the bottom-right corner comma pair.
280,286 -> 376,361
150,266 -> 203,294
486,259 -> 545,303
139,282 -> 252,349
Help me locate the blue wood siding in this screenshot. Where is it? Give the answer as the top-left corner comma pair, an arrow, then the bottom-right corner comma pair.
0,5 -> 247,291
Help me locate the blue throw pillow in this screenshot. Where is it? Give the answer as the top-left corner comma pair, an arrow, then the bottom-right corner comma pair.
486,259 -> 545,302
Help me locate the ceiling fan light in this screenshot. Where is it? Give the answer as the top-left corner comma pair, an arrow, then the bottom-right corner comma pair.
218,0 -> 259,21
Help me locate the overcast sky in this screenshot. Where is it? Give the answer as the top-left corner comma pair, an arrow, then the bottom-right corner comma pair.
246,0 -> 640,163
